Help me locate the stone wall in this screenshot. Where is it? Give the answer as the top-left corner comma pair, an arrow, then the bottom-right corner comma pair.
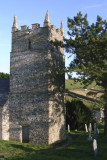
2,100 -> 9,140
9,23 -> 65,144
9,93 -> 49,143
48,94 -> 66,144
48,26 -> 66,143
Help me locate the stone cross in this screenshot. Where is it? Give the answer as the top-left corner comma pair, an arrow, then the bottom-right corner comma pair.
85,124 -> 88,132
93,139 -> 98,157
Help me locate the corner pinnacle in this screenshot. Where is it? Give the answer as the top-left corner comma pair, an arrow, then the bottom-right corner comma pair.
44,11 -> 51,27
60,21 -> 64,36
12,16 -> 18,32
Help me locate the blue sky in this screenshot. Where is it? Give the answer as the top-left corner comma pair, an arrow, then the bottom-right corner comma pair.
0,0 -> 107,73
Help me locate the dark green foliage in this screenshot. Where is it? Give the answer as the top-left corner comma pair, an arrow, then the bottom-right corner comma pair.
65,12 -> 107,88
0,72 -> 10,78
66,99 -> 92,130
64,12 -> 107,135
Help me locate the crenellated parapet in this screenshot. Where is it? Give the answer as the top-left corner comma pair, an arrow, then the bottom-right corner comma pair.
21,25 -> 29,31
11,12 -> 64,53
32,23 -> 40,29
12,11 -> 64,37
12,23 -> 64,37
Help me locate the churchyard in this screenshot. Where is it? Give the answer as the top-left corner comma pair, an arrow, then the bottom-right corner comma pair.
0,123 -> 107,160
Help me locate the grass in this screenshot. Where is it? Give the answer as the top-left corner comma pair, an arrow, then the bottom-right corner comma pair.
0,80 -> 105,159
0,129 -> 107,160
65,79 -> 85,90
65,79 -> 103,109
65,79 -> 102,90
0,141 -> 51,159
66,130 -> 107,160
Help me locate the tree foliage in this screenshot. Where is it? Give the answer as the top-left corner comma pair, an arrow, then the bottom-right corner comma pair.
0,72 -> 10,78
64,12 -> 107,135
65,12 -> 107,87
66,99 -> 92,130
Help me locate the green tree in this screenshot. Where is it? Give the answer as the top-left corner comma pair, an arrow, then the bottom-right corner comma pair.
64,12 -> 107,135
66,100 -> 92,130
0,72 -> 10,78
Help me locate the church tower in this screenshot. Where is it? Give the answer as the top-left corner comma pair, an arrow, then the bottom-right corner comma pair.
9,12 -> 65,144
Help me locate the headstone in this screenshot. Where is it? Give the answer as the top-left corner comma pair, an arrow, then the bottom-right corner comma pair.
93,139 -> 98,157
100,108 -> 104,122
94,123 -> 97,136
88,123 -> 92,141
97,128 -> 99,134
68,124 -> 70,132
88,123 -> 92,132
85,124 -> 88,132
94,123 -> 99,137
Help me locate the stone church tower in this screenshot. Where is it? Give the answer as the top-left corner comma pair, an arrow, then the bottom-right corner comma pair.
9,12 -> 65,144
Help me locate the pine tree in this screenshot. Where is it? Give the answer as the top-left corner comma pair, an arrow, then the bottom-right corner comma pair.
65,12 -> 107,135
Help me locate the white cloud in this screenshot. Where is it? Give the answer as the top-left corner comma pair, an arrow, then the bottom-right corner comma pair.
86,3 -> 107,9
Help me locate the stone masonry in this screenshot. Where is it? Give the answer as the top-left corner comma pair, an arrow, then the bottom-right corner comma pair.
0,12 -> 66,144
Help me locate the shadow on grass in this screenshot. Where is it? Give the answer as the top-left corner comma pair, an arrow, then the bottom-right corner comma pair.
5,147 -> 95,160
10,144 -> 35,152
3,131 -> 107,160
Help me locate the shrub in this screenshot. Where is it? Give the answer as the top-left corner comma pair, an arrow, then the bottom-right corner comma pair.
0,72 -> 10,78
66,99 -> 93,130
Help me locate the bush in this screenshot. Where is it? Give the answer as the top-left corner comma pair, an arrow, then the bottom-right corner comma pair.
0,72 -> 9,78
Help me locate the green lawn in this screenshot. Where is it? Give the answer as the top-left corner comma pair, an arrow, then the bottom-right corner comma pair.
65,79 -> 102,90
65,79 -> 85,90
65,79 -> 102,109
0,130 -> 107,160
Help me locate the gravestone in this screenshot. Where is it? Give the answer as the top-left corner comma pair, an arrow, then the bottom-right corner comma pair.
89,123 -> 92,132
88,123 -> 92,141
68,124 -> 70,132
94,123 -> 97,136
94,123 -> 99,137
97,128 -> 99,134
85,124 -> 88,132
93,139 -> 98,157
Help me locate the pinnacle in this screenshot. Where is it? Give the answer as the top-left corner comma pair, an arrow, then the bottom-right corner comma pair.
44,11 -> 51,27
12,16 -> 18,31
60,21 -> 64,35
